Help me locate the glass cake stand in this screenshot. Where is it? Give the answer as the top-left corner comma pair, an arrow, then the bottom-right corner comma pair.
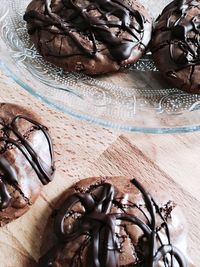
1,0 -> 200,133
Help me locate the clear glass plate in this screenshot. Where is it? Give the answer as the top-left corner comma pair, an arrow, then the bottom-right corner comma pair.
1,0 -> 200,133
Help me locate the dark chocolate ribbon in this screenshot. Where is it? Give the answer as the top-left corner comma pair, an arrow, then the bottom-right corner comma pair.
155,0 -> 200,71
24,0 -> 146,61
0,115 -> 54,209
39,179 -> 187,267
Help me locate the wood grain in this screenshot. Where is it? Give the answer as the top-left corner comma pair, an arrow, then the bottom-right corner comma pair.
0,70 -> 199,266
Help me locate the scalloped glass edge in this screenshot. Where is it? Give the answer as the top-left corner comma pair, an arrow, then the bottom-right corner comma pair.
2,61 -> 200,134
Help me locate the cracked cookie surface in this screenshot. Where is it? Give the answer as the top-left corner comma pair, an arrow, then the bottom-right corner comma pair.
24,0 -> 152,75
151,0 -> 200,94
0,103 -> 55,226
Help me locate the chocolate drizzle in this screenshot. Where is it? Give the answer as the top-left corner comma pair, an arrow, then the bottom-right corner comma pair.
24,0 -> 146,61
39,179 -> 187,267
0,115 -> 54,210
153,0 -> 200,72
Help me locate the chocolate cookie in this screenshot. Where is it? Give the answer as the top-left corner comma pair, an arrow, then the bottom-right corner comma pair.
38,176 -> 191,267
151,0 -> 200,94
23,0 -> 152,75
0,103 -> 54,226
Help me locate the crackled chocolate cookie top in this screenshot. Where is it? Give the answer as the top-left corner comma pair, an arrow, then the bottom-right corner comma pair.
24,0 -> 152,75
0,103 -> 55,226
151,0 -> 200,94
39,176 -> 190,267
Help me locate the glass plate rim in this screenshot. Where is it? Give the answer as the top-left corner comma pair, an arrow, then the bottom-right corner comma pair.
2,61 -> 200,134
1,0 -> 200,134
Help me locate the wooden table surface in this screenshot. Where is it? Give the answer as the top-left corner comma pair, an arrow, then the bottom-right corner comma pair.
0,68 -> 200,267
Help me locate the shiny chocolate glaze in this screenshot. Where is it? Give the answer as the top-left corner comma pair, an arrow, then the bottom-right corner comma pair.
24,0 -> 147,62
0,115 -> 54,210
39,179 -> 187,267
152,0 -> 200,77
